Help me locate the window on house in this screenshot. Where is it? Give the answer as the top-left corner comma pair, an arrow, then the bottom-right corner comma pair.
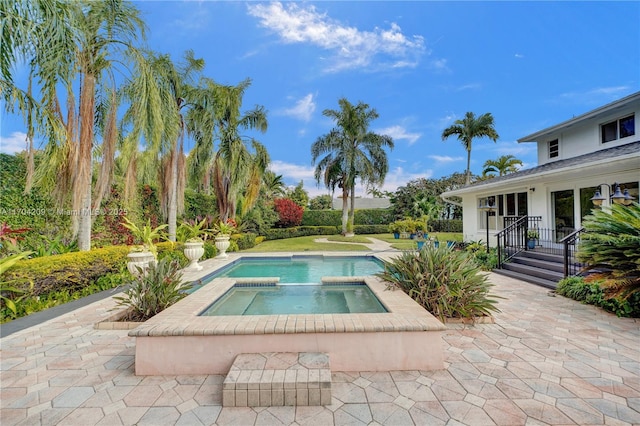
548,139 -> 559,158
602,114 -> 635,143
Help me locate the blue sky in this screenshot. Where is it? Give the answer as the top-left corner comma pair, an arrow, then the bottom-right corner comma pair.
1,1 -> 638,197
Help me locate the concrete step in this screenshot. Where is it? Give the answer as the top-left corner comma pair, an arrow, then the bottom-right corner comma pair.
501,261 -> 564,283
223,352 -> 331,407
493,268 -> 559,290
510,256 -> 565,273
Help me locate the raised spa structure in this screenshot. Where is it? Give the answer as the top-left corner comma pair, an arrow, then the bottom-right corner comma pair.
129,253 -> 446,375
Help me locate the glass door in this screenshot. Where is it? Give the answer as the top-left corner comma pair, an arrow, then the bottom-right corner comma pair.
552,189 -> 574,241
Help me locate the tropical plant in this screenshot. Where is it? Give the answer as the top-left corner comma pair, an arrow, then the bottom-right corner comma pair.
377,245 -> 501,322
441,112 -> 500,185
482,155 -> 523,177
527,230 -> 539,240
113,258 -> 190,321
3,0 -> 156,251
577,202 -> 640,301
121,217 -> 168,257
212,219 -> 236,236
311,98 -> 394,235
177,218 -> 211,243
0,251 -> 33,317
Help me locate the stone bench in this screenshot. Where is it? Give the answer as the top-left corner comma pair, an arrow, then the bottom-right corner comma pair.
222,352 -> 331,407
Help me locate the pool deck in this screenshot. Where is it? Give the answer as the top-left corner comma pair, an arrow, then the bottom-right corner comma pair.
1,241 -> 639,425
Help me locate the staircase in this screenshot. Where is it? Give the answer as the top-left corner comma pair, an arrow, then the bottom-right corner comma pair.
494,249 -> 564,289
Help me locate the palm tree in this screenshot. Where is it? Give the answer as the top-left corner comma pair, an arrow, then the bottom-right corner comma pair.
188,78 -> 268,222
482,154 -> 523,177
441,112 -> 499,185
2,0 -> 150,251
311,98 -> 394,235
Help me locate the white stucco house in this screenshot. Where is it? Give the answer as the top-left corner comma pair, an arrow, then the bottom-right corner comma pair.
440,91 -> 639,248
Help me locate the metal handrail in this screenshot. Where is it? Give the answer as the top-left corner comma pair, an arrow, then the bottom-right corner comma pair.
560,227 -> 584,277
496,215 -> 529,268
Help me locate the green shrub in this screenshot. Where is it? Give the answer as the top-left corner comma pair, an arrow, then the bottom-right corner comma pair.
2,246 -> 130,296
265,226 -> 339,240
353,225 -> 388,234
377,245 -> 501,322
113,258 -> 191,321
234,232 -> 258,250
556,275 -> 640,318
430,219 -> 463,233
302,208 -> 393,226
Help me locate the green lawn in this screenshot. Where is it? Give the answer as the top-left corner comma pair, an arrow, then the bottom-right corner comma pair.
244,233 -> 463,252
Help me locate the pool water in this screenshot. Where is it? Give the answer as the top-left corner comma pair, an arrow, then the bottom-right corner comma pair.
199,256 -> 383,286
200,283 -> 388,316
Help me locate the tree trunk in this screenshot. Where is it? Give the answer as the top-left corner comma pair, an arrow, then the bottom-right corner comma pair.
465,149 -> 472,185
168,139 -> 179,242
341,186 -> 349,235
77,74 -> 96,251
346,185 -> 355,237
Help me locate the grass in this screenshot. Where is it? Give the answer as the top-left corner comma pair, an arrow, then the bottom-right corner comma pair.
244,233 -> 463,253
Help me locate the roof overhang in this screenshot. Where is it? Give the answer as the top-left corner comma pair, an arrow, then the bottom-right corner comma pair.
440,148 -> 639,198
517,91 -> 640,143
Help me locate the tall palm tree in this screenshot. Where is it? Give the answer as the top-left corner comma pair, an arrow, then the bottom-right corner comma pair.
188,78 -> 268,222
441,112 -> 499,185
2,0 -> 150,251
311,98 -> 394,235
482,154 -> 523,177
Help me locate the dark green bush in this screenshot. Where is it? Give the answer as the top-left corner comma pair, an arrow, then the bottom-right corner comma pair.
354,225 -> 388,234
234,233 -> 258,250
265,226 -> 339,240
556,276 -> 640,318
430,219 -> 463,233
377,245 -> 502,322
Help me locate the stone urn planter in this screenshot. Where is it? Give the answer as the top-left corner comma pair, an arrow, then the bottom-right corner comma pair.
215,235 -> 231,258
127,251 -> 156,276
184,241 -> 205,271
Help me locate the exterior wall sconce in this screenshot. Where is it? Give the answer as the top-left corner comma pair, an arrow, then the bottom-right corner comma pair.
478,197 -> 496,253
590,183 -> 635,207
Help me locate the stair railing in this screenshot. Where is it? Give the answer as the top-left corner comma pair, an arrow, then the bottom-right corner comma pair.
559,227 -> 584,278
496,215 -> 529,268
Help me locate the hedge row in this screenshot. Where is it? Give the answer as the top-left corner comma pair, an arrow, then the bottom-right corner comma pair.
430,219 -> 463,233
302,208 -> 394,226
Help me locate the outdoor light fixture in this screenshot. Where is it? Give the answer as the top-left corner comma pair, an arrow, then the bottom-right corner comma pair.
590,183 -> 635,207
478,197 -> 496,253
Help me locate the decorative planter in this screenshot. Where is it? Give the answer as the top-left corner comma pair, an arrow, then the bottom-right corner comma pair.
127,251 -> 156,276
416,240 -> 425,250
433,241 -> 440,248
527,239 -> 536,249
184,241 -> 205,271
215,235 -> 231,258
400,232 -> 410,239
393,232 -> 400,239
447,241 -> 456,248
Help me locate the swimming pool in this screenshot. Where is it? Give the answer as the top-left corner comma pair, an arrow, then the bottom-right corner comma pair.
200,283 -> 388,316
191,255 -> 383,290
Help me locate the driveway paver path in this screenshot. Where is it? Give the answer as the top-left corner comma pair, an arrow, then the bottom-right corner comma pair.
1,273 -> 639,425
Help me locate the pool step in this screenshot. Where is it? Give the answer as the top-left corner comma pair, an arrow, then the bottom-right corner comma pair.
222,352 -> 332,407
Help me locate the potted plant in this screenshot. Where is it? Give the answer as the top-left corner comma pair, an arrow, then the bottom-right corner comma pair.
121,217 -> 168,276
527,229 -> 539,249
388,221 -> 403,239
213,219 -> 236,258
177,218 -> 210,271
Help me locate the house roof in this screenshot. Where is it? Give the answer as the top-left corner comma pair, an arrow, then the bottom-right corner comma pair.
518,91 -> 640,143
441,140 -> 640,197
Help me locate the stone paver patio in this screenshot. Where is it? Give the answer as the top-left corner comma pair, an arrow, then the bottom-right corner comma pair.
1,271 -> 639,425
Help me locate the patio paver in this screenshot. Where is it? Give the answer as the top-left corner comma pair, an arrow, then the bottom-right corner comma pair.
1,261 -> 639,425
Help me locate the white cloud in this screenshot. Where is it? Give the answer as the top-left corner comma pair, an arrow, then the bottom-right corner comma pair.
282,93 -> 316,122
0,131 -> 28,154
515,53 -> 524,59
247,2 -> 426,72
377,125 -> 421,145
429,58 -> 450,73
428,155 -> 464,164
